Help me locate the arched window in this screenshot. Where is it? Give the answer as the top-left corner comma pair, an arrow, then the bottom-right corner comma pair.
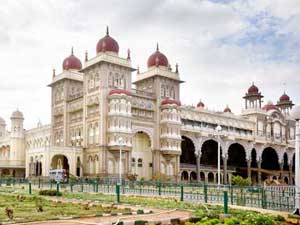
88,125 -> 94,144
138,158 -> 143,167
95,123 -> 99,144
131,158 -> 136,167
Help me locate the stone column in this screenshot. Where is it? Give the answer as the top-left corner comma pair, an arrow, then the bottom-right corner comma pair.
247,159 -> 251,180
289,163 -> 293,185
205,172 -> 208,184
280,162 -> 284,180
223,156 -> 228,184
258,160 -> 262,185
196,154 -> 201,181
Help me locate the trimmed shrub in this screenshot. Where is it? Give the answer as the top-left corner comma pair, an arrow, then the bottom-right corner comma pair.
231,175 -> 251,186
95,212 -> 103,217
170,218 -> 180,225
39,189 -> 62,196
137,209 -> 144,214
134,220 -> 147,225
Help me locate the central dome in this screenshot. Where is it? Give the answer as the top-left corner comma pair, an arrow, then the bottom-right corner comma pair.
147,44 -> 169,68
263,101 -> 279,111
96,27 -> 119,54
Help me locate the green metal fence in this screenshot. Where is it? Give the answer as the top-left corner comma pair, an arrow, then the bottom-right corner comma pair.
0,178 -> 295,212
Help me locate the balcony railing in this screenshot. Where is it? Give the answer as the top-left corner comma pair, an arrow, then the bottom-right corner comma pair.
131,89 -> 155,98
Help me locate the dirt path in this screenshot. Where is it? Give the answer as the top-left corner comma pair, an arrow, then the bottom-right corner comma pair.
17,209 -> 191,225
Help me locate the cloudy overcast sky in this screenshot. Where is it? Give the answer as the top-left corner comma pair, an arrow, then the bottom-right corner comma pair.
0,0 -> 300,129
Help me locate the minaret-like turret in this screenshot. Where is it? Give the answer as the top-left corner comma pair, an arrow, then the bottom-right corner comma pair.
10,109 -> 25,162
276,92 -> 294,115
10,109 -> 24,138
243,83 -> 264,109
0,117 -> 6,138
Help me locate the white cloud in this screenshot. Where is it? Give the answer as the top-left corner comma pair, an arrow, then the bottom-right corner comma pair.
0,0 -> 299,128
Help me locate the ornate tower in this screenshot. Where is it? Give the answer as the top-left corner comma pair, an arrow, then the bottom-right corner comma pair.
49,48 -> 83,147
81,27 -> 134,176
276,92 -> 294,115
243,83 -> 264,109
134,44 -> 183,179
107,89 -> 132,175
10,110 -> 25,163
0,117 -> 6,138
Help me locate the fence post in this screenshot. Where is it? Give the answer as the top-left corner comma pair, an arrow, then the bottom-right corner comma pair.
116,184 -> 120,203
38,177 -> 41,189
81,181 -> 84,192
70,182 -> 73,192
224,190 -> 228,214
230,186 -> 233,205
204,184 -> 208,203
261,188 -> 266,209
180,185 -> 184,201
29,182 -> 32,195
95,181 -> 98,193
158,182 -> 161,196
56,182 -> 60,195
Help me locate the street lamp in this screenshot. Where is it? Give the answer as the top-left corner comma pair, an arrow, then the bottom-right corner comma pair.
291,105 -> 300,215
215,125 -> 222,187
118,136 -> 125,185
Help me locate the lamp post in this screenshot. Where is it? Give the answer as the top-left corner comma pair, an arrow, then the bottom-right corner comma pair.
291,105 -> 300,215
118,136 -> 124,185
215,125 -> 222,187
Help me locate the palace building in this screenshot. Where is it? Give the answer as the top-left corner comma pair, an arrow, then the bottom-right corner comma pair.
0,28 -> 297,185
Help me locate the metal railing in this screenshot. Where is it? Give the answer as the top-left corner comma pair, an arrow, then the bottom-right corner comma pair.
0,178 -> 296,212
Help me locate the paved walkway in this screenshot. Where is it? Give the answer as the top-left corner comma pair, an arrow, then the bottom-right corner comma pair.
16,196 -> 191,225
17,209 -> 191,225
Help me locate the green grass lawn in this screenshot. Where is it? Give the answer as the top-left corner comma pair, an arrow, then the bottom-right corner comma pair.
0,193 -> 131,223
0,186 -> 289,224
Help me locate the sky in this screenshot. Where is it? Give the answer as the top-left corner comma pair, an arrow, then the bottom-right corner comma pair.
0,0 -> 299,129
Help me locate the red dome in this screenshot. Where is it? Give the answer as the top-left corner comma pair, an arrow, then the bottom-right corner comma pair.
224,106 -> 231,113
62,48 -> 82,70
96,27 -> 119,54
161,98 -> 181,106
109,89 -> 131,96
279,93 -> 290,102
147,44 -> 169,68
263,101 -> 279,111
197,101 -> 205,108
248,83 -> 259,94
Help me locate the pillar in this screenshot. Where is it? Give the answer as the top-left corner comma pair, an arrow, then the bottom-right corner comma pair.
280,162 -> 284,179
258,160 -> 262,185
289,163 -> 293,185
205,172 -> 208,184
196,154 -> 201,181
247,159 -> 251,180
223,156 -> 228,184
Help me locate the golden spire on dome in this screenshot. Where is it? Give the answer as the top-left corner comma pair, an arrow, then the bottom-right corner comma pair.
85,50 -> 88,62
52,68 -> 56,78
106,26 -> 109,36
156,42 -> 159,51
127,48 -> 131,60
71,46 -> 74,55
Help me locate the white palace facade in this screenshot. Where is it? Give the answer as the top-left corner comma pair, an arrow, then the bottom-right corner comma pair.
0,28 -> 297,185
